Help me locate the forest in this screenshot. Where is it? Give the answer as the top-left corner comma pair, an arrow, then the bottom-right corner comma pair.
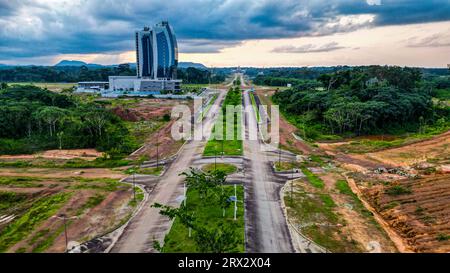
272,66 -> 450,139
0,65 -> 225,84
0,85 -> 137,155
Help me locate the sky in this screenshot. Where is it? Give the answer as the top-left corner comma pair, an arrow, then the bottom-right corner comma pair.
0,0 -> 449,67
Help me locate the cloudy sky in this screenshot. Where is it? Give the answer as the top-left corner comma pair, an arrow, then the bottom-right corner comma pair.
0,0 -> 449,67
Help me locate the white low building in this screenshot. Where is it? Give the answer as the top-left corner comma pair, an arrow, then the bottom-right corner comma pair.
76,81 -> 109,93
108,76 -> 181,93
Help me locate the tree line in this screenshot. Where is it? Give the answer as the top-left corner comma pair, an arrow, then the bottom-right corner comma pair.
0,85 -> 137,155
0,65 -> 225,84
272,66 -> 450,138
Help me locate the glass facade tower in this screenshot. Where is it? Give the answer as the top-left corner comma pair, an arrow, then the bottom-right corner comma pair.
135,21 -> 178,80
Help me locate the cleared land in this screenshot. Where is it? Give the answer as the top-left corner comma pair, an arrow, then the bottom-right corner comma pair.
284,158 -> 397,252
319,128 -> 450,252
107,98 -> 192,160
0,173 -> 137,253
8,82 -> 76,92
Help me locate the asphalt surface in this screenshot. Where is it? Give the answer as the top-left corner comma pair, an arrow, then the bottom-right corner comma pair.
110,89 -> 227,253
242,87 -> 294,253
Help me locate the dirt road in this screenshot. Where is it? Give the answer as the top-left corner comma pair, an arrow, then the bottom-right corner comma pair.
110,89 -> 226,253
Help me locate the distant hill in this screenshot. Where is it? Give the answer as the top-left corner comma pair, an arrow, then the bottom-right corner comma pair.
53,60 -> 207,70
178,62 -> 207,69
54,60 -> 103,68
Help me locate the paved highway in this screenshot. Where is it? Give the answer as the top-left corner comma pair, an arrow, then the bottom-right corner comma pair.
242,86 -> 294,252
111,89 -> 227,253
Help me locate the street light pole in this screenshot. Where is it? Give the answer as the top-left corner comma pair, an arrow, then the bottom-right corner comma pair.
156,132 -> 159,169
214,146 -> 217,171
234,184 -> 237,221
291,162 -> 294,201
278,145 -> 281,168
52,214 -> 78,252
63,215 -> 68,251
183,182 -> 186,207
133,171 -> 136,201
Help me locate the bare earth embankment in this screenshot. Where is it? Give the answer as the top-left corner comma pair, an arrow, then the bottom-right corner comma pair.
320,131 -> 450,252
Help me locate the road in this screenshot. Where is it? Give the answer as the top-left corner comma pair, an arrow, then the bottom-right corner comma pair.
111,89 -> 227,253
242,86 -> 294,252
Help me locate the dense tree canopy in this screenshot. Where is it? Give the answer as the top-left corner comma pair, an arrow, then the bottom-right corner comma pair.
0,85 -> 136,155
272,66 -> 449,138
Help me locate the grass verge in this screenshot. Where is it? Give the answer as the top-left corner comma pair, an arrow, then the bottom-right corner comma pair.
162,186 -> 245,253
201,163 -> 237,175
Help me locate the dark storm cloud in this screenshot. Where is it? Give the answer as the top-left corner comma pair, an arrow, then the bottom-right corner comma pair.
0,0 -> 449,61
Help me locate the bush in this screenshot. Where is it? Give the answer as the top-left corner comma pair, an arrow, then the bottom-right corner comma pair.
385,185 -> 412,195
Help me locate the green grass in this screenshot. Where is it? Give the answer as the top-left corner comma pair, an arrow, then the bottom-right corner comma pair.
31,224 -> 67,253
128,186 -> 144,207
300,167 -> 324,189
204,87 -> 243,156
274,161 -> 302,172
0,192 -> 71,252
250,92 -> 260,122
285,187 -> 364,252
335,180 -> 374,219
337,122 -> 450,154
0,191 -> 27,211
199,94 -> 218,122
436,233 -> 450,241
0,177 -> 44,188
135,167 -> 163,176
203,139 -> 243,156
385,185 -> 412,196
76,194 -> 105,216
201,163 -> 237,175
335,180 -> 353,195
162,186 -> 245,253
68,178 -> 123,192
125,120 -> 166,146
9,82 -> 76,92
0,157 -> 132,169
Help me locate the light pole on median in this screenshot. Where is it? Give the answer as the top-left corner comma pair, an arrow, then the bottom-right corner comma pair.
278,145 -> 281,169
234,184 -> 237,221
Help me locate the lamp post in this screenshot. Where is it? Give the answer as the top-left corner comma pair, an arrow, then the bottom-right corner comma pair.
52,214 -> 78,252
278,144 -> 281,168
156,132 -> 159,169
234,184 -> 237,221
291,162 -> 294,201
214,146 -> 217,171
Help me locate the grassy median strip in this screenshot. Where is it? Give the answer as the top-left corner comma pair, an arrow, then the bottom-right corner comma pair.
162,185 -> 245,253
198,94 -> 218,122
250,92 -> 260,122
204,87 -> 243,156
201,163 -> 237,175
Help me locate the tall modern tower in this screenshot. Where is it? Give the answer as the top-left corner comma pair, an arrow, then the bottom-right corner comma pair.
136,21 -> 178,80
